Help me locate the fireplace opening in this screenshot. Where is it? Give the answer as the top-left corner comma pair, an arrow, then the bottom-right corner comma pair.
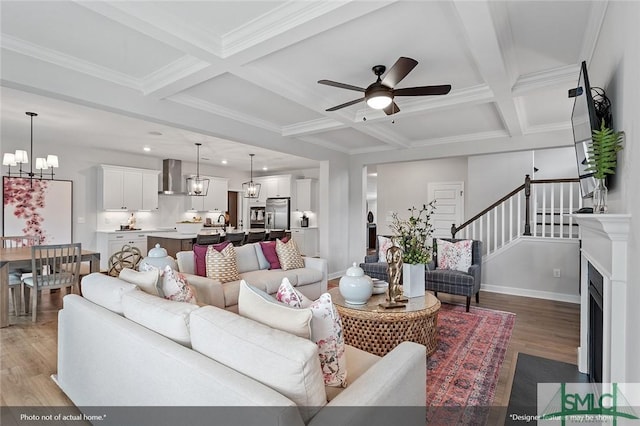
588,262 -> 603,383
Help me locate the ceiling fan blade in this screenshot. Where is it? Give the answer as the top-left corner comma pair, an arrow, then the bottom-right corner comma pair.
393,85 -> 452,96
318,80 -> 366,92
326,97 -> 365,112
383,102 -> 400,116
381,57 -> 418,88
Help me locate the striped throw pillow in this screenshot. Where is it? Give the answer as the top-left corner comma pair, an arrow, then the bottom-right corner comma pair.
205,243 -> 240,283
276,238 -> 305,271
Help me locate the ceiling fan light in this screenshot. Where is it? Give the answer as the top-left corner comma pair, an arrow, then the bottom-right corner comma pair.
366,95 -> 392,109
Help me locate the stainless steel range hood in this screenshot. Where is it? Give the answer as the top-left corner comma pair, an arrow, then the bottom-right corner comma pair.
159,159 -> 185,195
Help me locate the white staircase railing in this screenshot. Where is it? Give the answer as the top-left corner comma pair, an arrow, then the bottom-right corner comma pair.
451,176 -> 582,257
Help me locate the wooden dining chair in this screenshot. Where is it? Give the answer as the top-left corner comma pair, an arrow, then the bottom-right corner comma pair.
245,231 -> 266,244
224,232 -> 246,247
1,235 -> 41,248
2,235 -> 42,315
22,243 -> 82,322
196,233 -> 222,245
267,230 -> 285,241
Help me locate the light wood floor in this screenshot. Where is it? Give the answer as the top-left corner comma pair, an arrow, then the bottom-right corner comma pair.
1,286 -> 580,412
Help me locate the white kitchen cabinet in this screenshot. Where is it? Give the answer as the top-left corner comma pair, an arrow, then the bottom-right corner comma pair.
188,176 -> 228,212
291,228 -> 318,257
295,178 -> 317,212
263,175 -> 293,199
141,171 -> 160,210
102,167 -> 125,210
205,177 -> 228,211
263,177 -> 278,199
273,175 -> 292,198
96,231 -> 149,270
99,165 -> 159,211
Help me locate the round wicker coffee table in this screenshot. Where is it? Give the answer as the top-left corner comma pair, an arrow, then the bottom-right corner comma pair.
328,287 -> 441,356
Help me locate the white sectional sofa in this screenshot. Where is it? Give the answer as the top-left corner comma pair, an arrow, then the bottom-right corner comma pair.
175,242 -> 327,312
56,274 -> 427,426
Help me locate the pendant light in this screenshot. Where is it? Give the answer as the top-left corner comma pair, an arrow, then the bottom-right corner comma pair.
2,112 -> 59,183
242,154 -> 261,199
186,142 -> 209,196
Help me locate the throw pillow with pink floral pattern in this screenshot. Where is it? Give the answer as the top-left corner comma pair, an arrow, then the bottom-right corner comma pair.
276,279 -> 347,387
436,239 -> 473,272
377,236 -> 395,261
275,277 -> 312,308
162,265 -> 197,304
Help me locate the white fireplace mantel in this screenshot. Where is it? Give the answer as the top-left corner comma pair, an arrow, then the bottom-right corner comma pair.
570,214 -> 631,383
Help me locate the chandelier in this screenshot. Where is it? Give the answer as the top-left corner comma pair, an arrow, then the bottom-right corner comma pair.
2,112 -> 59,182
186,142 -> 209,196
242,154 -> 261,199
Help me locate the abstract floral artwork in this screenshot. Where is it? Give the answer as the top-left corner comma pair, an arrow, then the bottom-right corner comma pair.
3,177 -> 72,244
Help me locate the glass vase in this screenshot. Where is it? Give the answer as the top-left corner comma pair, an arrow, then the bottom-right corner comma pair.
592,178 -> 608,214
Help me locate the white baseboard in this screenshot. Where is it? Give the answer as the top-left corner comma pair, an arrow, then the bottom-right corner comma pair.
481,283 -> 580,304
328,271 -> 346,280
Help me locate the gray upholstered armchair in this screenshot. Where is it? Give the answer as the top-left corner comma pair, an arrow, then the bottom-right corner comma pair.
426,238 -> 482,312
359,235 -> 392,281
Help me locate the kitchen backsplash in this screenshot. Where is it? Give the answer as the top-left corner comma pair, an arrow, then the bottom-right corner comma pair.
97,195 -> 227,230
97,196 -> 318,231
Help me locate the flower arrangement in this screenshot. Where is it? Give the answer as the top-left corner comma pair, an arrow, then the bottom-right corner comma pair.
389,201 -> 436,264
586,119 -> 624,179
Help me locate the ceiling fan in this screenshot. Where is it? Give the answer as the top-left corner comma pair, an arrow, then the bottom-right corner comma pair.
318,57 -> 451,116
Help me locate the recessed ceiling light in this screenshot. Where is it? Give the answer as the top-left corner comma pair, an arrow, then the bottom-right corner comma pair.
148,131 -> 162,136
221,160 -> 227,165
262,166 -> 268,171
143,146 -> 151,152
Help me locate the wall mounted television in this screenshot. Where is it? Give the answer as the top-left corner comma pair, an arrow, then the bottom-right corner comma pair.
571,61 -> 600,198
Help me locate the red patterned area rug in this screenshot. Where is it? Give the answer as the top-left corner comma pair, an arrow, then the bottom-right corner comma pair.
427,303 -> 515,425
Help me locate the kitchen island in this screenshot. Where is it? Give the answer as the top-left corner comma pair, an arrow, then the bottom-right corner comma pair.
146,229 -> 289,258
146,233 -> 198,258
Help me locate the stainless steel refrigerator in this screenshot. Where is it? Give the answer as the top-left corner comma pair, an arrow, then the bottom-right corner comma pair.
265,197 -> 290,230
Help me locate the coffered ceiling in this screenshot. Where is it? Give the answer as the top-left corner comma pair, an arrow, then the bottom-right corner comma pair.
0,1 -> 607,172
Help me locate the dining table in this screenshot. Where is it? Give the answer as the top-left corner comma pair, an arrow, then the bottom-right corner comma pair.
0,247 -> 101,328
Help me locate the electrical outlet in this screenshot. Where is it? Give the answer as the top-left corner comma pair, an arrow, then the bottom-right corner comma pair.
553,268 -> 561,278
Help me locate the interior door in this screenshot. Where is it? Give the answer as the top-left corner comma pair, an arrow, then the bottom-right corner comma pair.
227,191 -> 238,228
428,182 -> 464,239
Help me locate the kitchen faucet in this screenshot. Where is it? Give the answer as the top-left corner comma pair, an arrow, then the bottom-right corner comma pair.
217,213 -> 225,223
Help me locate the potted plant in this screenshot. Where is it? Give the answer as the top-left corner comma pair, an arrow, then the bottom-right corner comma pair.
389,201 -> 436,297
586,119 -> 624,213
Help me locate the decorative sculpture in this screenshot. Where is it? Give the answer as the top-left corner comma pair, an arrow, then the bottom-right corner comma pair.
379,245 -> 407,309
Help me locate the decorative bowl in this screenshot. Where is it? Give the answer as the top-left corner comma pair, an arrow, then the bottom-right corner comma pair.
371,279 -> 389,295
175,222 -> 204,234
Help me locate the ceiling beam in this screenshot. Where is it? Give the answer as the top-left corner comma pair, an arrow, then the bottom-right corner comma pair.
452,0 -> 523,137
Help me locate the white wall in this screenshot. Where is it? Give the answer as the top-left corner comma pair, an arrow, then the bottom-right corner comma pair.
321,158 -> 350,278
589,1 -> 640,384
533,147 -> 579,180
467,151 -> 533,217
376,157 -> 468,236
483,238 -> 580,303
